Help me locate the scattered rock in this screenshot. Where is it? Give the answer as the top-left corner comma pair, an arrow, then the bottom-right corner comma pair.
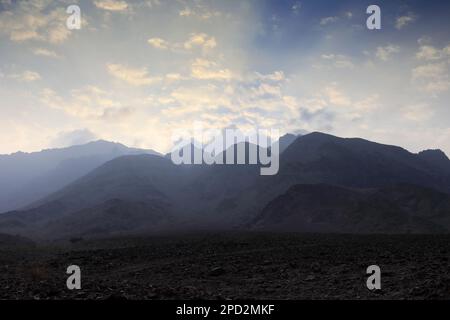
209,267 -> 226,277
306,275 -> 316,281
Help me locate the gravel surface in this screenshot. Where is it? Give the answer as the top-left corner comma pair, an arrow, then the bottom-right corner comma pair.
1,233 -> 450,300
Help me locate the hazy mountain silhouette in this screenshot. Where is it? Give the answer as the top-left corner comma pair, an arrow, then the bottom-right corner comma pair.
278,133 -> 299,153
272,132 -> 450,193
252,184 -> 450,233
418,149 -> 450,174
0,140 -> 159,212
1,132 -> 450,239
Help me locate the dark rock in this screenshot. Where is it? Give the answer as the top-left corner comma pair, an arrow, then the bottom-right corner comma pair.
209,267 -> 226,277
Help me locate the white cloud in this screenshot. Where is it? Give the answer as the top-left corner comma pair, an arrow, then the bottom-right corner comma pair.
40,85 -> 129,119
184,33 -> 217,52
179,7 -> 193,17
416,44 -> 450,61
148,37 -> 170,50
402,103 -> 433,121
353,94 -> 380,112
0,6 -> 71,43
412,62 -> 450,94
9,70 -> 41,82
412,42 -> 450,94
51,129 -> 98,148
107,63 -> 160,86
190,59 -> 233,81
375,45 -> 400,61
314,85 -> 379,117
252,83 -> 282,97
165,73 -> 184,82
320,54 -> 355,69
412,63 -> 447,79
320,16 -> 338,26
147,33 -> 217,54
418,36 -> 432,46
94,0 -> 128,11
396,13 -> 417,30
179,6 -> 221,20
324,85 -> 351,107
32,47 -> 61,58
253,71 -> 285,82
292,2 -> 301,15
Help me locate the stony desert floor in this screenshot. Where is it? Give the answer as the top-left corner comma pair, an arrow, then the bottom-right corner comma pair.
1,233 -> 450,300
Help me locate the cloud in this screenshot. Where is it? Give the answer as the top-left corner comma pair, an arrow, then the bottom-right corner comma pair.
158,68 -> 301,134
317,85 -> 379,116
148,37 -> 170,49
190,59 -> 233,80
32,47 -> 61,58
184,33 -> 217,52
107,63 -> 160,86
179,7 -> 194,17
292,2 -> 301,15
252,83 -> 282,97
353,94 -> 380,112
324,85 -> 352,107
51,129 -> 98,148
0,4 -> 71,43
402,103 -> 433,121
101,106 -> 135,121
416,44 -> 450,61
413,64 -> 446,80
375,45 -> 400,61
1,0 -> 449,157
412,62 -> 450,94
147,33 -> 217,54
9,70 -> 41,82
396,13 -> 417,29
165,73 -> 184,82
412,43 -> 450,94
40,86 -> 125,119
94,0 -> 128,11
320,54 -> 354,69
179,5 -> 221,20
320,16 -> 338,26
253,71 -> 285,82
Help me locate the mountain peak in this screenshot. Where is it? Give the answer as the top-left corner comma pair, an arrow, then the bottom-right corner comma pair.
418,149 -> 450,172
419,149 -> 449,160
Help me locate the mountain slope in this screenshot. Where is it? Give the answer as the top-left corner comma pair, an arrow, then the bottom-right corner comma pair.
418,149 -> 450,175
278,133 -> 298,153
1,132 -> 450,239
0,140 -> 160,212
252,184 -> 450,233
266,132 -> 450,194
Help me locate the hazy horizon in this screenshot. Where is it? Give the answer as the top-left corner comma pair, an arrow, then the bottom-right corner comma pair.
2,130 -> 450,159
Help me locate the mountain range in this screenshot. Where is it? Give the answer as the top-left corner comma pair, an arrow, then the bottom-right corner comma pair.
0,132 -> 450,240
0,140 -> 159,213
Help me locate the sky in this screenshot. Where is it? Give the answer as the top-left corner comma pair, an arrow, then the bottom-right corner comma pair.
1,0 -> 450,155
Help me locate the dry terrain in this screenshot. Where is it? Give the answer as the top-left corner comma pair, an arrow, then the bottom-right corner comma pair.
1,233 -> 450,300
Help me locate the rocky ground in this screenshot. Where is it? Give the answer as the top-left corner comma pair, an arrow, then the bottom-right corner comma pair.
1,232 -> 450,300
